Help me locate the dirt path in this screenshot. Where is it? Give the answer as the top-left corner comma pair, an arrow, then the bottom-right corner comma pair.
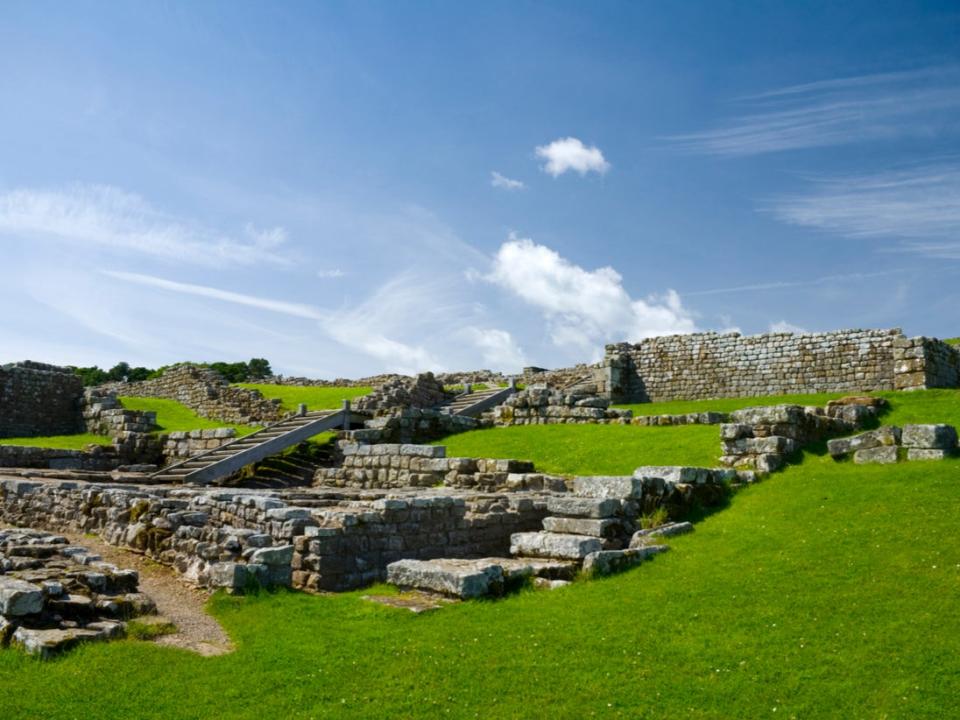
63,532 -> 233,656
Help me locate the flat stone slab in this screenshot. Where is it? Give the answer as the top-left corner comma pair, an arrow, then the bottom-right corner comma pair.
630,522 -> 694,547
582,545 -> 669,576
545,496 -> 621,519
362,590 -> 457,613
386,558 -> 504,599
11,623 -> 123,659
494,557 -> 579,581
827,426 -> 901,458
541,516 -> 622,538
572,476 -> 643,499
632,466 -> 713,485
902,424 -> 958,450
853,446 -> 899,465
510,532 -> 603,560
907,448 -> 950,461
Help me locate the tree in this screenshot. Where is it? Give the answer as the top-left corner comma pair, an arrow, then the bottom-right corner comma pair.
247,358 -> 272,380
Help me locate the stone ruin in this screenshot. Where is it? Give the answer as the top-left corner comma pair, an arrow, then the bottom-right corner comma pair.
0,527 -> 154,658
1,326 -> 959,654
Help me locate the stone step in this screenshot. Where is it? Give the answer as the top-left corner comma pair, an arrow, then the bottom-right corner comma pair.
582,545 -> 669,577
510,531 -> 603,560
545,496 -> 621,519
541,516 -> 622,538
572,476 -> 642,499
385,556 -> 578,599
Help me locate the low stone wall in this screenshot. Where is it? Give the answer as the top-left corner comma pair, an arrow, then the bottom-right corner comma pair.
316,443 -> 569,492
103,365 -> 282,425
354,372 -> 451,414
0,361 -> 84,438
82,389 -> 157,435
0,478 -> 550,593
493,387 -> 632,426
161,429 -> 237,462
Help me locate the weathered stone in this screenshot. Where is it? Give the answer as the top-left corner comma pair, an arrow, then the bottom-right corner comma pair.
582,545 -> 669,576
386,558 -> 504,599
541,516 -> 621,538
545,497 -> 620,519
629,522 -> 693,547
572,476 -> 643,499
853,446 -> 899,464
510,532 -> 603,560
901,424 -> 958,450
907,448 -> 950,461
0,577 -> 44,616
827,426 -> 902,457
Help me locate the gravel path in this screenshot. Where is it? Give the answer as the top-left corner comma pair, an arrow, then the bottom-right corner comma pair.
63,532 -> 234,656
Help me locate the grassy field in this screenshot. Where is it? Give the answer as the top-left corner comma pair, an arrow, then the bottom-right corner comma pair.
118,397 -> 256,436
437,423 -> 721,473
2,389 -> 960,717
0,433 -> 114,449
235,383 -> 371,412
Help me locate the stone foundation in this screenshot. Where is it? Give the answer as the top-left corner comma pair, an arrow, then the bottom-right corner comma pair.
0,362 -> 84,438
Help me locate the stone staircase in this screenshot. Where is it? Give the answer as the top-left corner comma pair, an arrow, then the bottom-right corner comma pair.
151,408 -> 360,485
438,383 -> 517,418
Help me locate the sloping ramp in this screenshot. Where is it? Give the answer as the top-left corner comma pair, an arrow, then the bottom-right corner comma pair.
440,384 -> 517,418
152,407 -> 364,485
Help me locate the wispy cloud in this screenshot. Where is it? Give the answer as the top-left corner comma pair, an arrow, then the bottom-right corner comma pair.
317,268 -> 346,279
768,320 -> 809,334
535,137 -> 610,177
670,65 -> 960,156
490,171 -> 525,191
685,269 -> 901,297
459,327 -> 527,371
487,234 -> 696,352
768,162 -> 960,257
0,184 -> 291,266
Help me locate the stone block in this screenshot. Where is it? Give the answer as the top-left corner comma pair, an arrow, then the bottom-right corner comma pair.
633,466 -> 711,484
582,545 -> 668,576
249,545 -> 294,567
541,516 -> 621,538
386,558 -> 504,599
901,424 -> 958,450
629,522 -> 693,546
907,448 -> 950,461
853,446 -> 899,464
0,577 -> 44,616
509,532 -> 603,560
572,475 -> 643,499
827,426 -> 901,457
545,496 -> 621,518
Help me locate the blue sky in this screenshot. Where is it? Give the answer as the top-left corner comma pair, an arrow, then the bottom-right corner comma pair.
2,1 -> 959,377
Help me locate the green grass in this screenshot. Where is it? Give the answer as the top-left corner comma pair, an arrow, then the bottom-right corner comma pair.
234,384 -> 371,412
118,397 -> 256,437
125,621 -> 177,641
0,433 -> 113,450
3,388 -> 960,717
944,337 -> 960,346
435,423 -> 721,473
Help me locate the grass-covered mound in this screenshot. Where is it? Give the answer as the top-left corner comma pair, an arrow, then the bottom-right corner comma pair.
437,424 -> 721,473
234,383 -> 372,412
0,433 -> 114,449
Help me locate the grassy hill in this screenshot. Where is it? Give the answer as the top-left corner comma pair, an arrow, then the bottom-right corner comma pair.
1,389 -> 959,717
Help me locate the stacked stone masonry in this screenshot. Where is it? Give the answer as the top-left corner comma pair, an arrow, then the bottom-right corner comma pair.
604,329 -> 960,403
493,387 -> 631,426
0,362 -> 84,438
104,364 -> 282,425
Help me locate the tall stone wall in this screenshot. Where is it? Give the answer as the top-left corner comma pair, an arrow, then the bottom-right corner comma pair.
104,364 -> 282,425
894,336 -> 960,391
0,361 -> 84,438
605,329 -> 903,403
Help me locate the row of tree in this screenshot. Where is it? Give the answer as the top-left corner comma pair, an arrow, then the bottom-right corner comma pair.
71,358 -> 273,386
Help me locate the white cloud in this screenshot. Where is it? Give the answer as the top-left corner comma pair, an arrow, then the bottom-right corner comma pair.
769,320 -> 809,334
460,327 -> 526,371
671,65 -> 960,156
685,269 -> 900,297
317,268 -> 346,278
535,137 -> 610,177
490,171 -> 525,191
769,163 -> 960,257
487,235 -> 696,352
0,184 -> 290,266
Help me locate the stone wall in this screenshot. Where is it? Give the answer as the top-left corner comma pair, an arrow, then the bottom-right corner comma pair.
493,387 -> 632,426
0,361 -> 84,438
0,478 -> 549,592
605,329 -> 909,403
103,364 -> 282,425
354,372 -> 451,414
316,443 -> 569,492
894,336 -> 960,391
348,407 -> 480,445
